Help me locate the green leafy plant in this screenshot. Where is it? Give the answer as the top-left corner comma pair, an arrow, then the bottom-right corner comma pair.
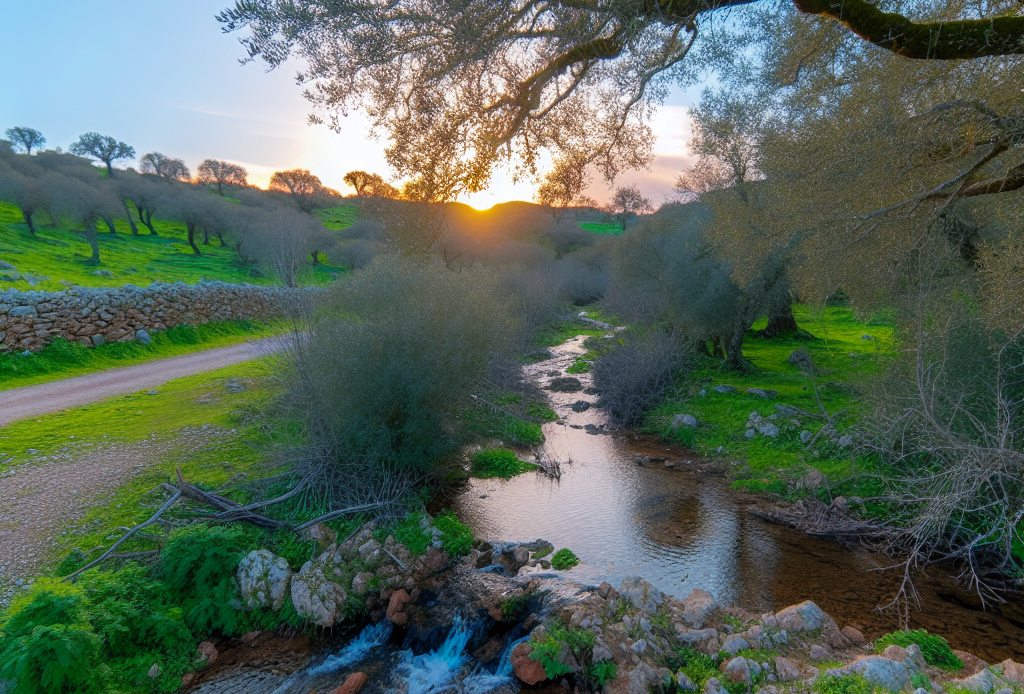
551,548 -> 579,570
582,660 -> 618,688
471,449 -> 539,479
434,510 -> 474,556
499,591 -> 534,622
875,630 -> 964,671
0,580 -> 106,694
160,524 -> 254,636
814,674 -> 875,694
529,620 -> 595,679
380,512 -> 432,557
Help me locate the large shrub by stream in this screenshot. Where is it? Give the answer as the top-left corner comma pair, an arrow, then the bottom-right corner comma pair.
286,254 -> 518,507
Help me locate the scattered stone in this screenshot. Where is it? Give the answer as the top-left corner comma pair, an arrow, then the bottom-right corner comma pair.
798,469 -> 824,490
800,430 -> 813,444
680,588 -> 719,628
0,260 -> 15,270
511,642 -> 547,685
997,659 -> 1024,685
606,661 -> 663,694
838,434 -> 854,448
90,334 -> 105,347
237,549 -> 293,611
714,385 -> 738,394
329,672 -> 369,694
672,414 -> 698,429
745,429 -> 756,439
146,390 -> 159,395
91,269 -> 114,277
571,400 -> 591,412
746,388 -> 778,398
196,641 -> 218,665
721,633 -> 750,655
775,600 -> 827,632
841,626 -> 866,645
136,329 -> 152,345
597,581 -> 617,600
676,671 -> 697,691
147,663 -> 161,679
774,657 -> 802,682
757,422 -> 780,438
787,350 -> 815,372
619,576 -> 664,613
387,589 -> 412,625
703,676 -> 729,694
861,334 -> 873,340
810,645 -> 830,661
827,656 -> 915,692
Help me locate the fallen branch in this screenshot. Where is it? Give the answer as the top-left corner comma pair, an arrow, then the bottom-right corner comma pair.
293,503 -> 389,532
64,491 -> 182,582
175,468 -> 286,528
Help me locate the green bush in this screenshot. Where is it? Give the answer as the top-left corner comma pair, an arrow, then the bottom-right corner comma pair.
160,525 -> 255,636
529,619 -> 595,679
551,548 -> 579,570
378,512 -> 431,556
0,581 -> 106,694
814,674 -> 875,694
434,510 -> 473,556
471,449 -> 538,479
875,630 -> 964,671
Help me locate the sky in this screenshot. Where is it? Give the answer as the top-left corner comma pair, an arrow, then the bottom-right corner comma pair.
0,1 -> 700,209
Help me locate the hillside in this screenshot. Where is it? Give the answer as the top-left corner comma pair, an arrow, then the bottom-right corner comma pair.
0,201 -> 358,291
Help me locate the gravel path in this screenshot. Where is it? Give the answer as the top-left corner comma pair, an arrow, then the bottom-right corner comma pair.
0,335 -> 290,426
0,429 -> 227,605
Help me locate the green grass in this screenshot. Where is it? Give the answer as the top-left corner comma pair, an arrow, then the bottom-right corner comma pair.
551,548 -> 579,570
471,448 -> 539,478
0,319 -> 288,391
0,201 -> 356,291
315,204 -> 360,230
579,222 -> 624,235
648,304 -> 894,485
875,630 -> 964,671
0,360 -> 278,579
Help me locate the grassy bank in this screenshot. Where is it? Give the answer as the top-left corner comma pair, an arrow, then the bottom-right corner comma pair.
647,304 -> 894,489
0,318 -> 289,391
0,201 -> 357,291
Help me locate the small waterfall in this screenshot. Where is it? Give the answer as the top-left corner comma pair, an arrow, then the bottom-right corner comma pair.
392,617 -> 476,694
461,635 -> 529,694
307,620 -> 395,676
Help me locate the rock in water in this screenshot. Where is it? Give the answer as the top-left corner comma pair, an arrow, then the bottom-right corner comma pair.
387,589 -> 412,625
329,672 -> 369,694
511,642 -> 547,685
237,549 -> 293,611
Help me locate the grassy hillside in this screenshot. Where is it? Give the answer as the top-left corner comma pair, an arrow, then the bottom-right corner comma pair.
579,222 -> 623,234
0,201 -> 359,291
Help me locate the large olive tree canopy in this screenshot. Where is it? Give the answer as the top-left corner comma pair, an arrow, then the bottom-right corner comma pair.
218,0 -> 1023,198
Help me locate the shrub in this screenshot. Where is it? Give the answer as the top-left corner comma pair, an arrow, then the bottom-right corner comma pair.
0,581 -> 106,694
529,619 -> 594,679
434,510 -> 473,556
160,524 -> 255,636
551,548 -> 579,570
471,449 -> 538,479
814,674 -> 875,694
288,254 -> 518,507
378,512 -> 431,557
875,630 -> 963,670
592,328 -> 690,426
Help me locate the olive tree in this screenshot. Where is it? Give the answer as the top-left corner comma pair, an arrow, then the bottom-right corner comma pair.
197,159 -> 248,194
245,207 -> 333,286
343,170 -> 401,199
69,133 -> 135,177
140,152 -> 191,183
0,158 -> 46,234
269,168 -> 328,213
606,185 -> 653,228
45,172 -> 122,265
4,127 -> 46,155
219,0 -> 1024,206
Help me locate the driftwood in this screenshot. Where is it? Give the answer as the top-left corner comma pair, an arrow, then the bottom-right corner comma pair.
748,497 -> 889,541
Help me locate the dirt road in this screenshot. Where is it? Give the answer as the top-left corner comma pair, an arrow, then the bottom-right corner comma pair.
0,336 -> 289,427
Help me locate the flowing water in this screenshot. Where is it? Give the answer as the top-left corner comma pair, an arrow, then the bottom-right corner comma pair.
454,335 -> 1024,662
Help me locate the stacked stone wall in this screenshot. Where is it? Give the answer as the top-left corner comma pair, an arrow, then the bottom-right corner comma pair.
0,281 -> 304,353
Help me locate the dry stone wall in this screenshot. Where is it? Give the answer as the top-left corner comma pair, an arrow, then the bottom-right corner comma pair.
0,281 -> 304,353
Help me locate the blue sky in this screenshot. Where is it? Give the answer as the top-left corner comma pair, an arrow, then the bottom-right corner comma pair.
0,1 -> 699,207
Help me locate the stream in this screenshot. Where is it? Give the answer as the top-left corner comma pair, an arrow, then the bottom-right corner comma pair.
454,334 -> 1024,663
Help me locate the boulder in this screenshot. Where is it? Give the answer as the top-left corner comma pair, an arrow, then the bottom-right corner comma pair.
0,260 -> 15,270
703,676 -> 729,694
351,572 -> 374,597
775,600 -> 828,632
511,642 -> 547,685
714,385 -> 738,394
746,388 -> 778,399
723,657 -> 752,685
810,645 -> 830,661
676,671 -> 698,691
773,657 -> 802,682
291,560 -> 349,627
951,669 -> 1012,693
672,414 -> 699,429
329,672 -> 369,694
90,334 -> 105,347
882,644 -> 908,662
800,430 -> 813,444
237,549 -> 293,611
387,589 -> 412,625
756,422 -> 780,438
606,661 -> 663,694
721,634 -> 750,655
196,641 -> 218,665
827,656 -> 914,692
135,329 -> 152,345
841,626 -> 866,646
598,581 -> 617,600
680,588 -> 718,628
997,659 -> 1024,685
798,470 -> 824,490
619,576 -> 664,613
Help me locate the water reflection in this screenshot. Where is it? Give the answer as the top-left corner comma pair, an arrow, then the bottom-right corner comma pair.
454,336 -> 1024,662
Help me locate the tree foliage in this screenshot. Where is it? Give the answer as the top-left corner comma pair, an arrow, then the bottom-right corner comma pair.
140,152 -> 191,183
197,158 -> 248,194
68,133 -> 135,177
4,127 -> 46,155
